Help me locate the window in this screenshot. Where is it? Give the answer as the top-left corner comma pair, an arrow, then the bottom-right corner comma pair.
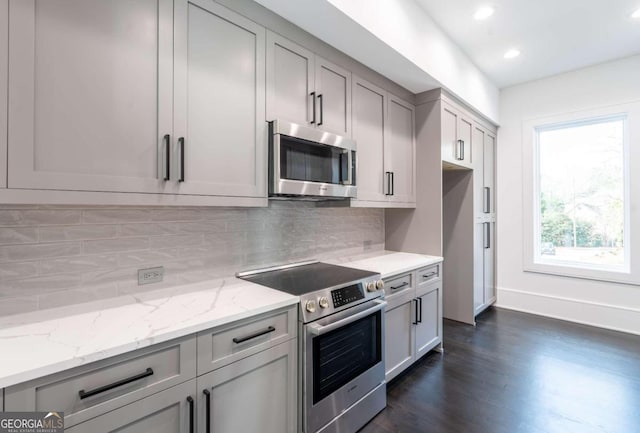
535,116 -> 627,271
522,101 -> 640,285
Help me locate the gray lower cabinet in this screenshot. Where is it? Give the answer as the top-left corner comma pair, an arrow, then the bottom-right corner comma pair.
384,264 -> 443,382
66,379 -> 196,433
197,339 -> 297,433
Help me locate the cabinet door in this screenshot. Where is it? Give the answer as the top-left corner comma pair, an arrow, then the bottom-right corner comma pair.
266,31 -> 315,126
315,57 -> 351,136
473,221 -> 486,313
352,76 -> 387,202
66,380 -> 196,433
384,298 -> 415,382
173,0 -> 266,198
385,96 -> 416,204
197,339 -> 297,433
484,221 -> 496,304
473,125 -> 486,215
441,103 -> 459,165
484,133 -> 496,214
8,0 -> 173,193
0,0 -> 7,188
415,285 -> 440,358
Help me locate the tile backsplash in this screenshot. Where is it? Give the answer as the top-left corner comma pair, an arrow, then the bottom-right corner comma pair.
0,202 -> 384,317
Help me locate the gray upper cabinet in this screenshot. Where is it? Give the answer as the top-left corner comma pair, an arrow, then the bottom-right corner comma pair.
66,379 -> 196,433
352,76 -> 387,203
267,30 -> 351,137
352,76 -> 416,207
173,0 -> 266,198
197,339 -> 297,433
442,102 -> 473,169
483,133 -> 496,214
385,95 -> 416,204
7,0 -> 174,194
0,0 -> 7,189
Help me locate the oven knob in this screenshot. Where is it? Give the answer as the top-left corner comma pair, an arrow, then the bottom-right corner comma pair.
318,297 -> 329,309
367,282 -> 377,292
305,300 -> 317,313
376,280 -> 385,291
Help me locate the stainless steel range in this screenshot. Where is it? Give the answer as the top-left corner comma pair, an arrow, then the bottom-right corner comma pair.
238,261 -> 387,433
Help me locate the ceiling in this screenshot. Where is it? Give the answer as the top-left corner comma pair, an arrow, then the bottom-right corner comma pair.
416,0 -> 640,88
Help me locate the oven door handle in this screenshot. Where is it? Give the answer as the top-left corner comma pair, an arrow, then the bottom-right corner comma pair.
307,300 -> 387,336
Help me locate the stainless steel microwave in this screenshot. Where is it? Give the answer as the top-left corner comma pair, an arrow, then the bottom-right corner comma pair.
268,120 -> 357,199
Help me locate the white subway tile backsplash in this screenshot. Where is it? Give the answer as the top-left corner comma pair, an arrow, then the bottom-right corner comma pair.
0,202 -> 384,316
84,237 -> 149,254
39,224 -> 118,242
0,227 -> 39,245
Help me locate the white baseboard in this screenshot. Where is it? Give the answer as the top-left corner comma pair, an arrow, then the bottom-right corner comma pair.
496,287 -> 640,336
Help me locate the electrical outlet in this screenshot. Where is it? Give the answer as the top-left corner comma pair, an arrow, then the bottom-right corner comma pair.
138,266 -> 164,285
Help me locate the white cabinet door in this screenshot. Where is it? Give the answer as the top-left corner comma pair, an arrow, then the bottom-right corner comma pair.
8,0 -> 174,193
173,0 -> 266,198
352,76 -> 387,203
384,298 -> 415,382
266,31 -> 314,126
66,380 -> 196,433
473,221 -> 486,313
458,115 -> 473,167
0,0 -> 7,188
484,133 -> 496,214
415,285 -> 440,358
385,95 -> 416,204
441,102 -> 472,169
197,339 -> 297,433
484,220 -> 496,304
315,57 -> 351,136
473,125 -> 486,215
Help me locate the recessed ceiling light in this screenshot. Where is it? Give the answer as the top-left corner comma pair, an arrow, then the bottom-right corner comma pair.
631,8 -> 640,18
474,6 -> 495,20
504,49 -> 520,59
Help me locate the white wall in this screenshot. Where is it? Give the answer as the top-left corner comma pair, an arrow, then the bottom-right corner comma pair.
497,54 -> 640,335
253,0 -> 500,123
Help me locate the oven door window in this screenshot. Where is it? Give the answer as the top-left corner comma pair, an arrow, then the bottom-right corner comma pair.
312,310 -> 382,404
280,135 -> 351,185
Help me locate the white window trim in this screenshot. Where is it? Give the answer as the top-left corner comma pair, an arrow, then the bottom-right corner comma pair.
522,101 -> 640,285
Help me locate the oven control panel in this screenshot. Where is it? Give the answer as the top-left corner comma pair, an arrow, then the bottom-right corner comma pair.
331,283 -> 365,308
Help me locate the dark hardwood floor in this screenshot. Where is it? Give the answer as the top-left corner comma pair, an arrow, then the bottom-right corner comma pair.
360,307 -> 640,433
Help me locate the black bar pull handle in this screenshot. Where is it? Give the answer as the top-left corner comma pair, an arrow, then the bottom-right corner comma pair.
203,389 -> 211,433
232,326 -> 276,344
310,92 -> 316,124
461,139 -> 465,160
318,94 -> 323,126
390,281 -> 409,291
413,299 -> 419,325
456,139 -> 463,160
78,368 -> 154,400
484,186 -> 490,213
187,396 -> 194,433
484,222 -> 491,249
162,134 -> 171,181
391,172 -> 395,196
178,137 -> 185,183
385,172 -> 392,196
423,271 -> 438,279
418,297 -> 423,323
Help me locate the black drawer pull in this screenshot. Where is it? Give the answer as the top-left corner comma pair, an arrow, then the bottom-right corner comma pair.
78,368 -> 154,400
390,281 -> 409,290
187,396 -> 194,433
203,389 -> 211,433
422,271 -> 437,279
232,326 -> 276,344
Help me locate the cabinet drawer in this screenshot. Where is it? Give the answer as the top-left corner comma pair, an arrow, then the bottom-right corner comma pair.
5,336 -> 196,428
417,264 -> 440,285
197,305 -> 297,375
384,273 -> 414,310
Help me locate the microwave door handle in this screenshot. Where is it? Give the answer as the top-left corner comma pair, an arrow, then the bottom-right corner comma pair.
308,300 -> 387,336
341,150 -> 353,185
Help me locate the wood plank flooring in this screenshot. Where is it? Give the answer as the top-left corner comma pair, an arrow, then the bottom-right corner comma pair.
360,307 -> 640,433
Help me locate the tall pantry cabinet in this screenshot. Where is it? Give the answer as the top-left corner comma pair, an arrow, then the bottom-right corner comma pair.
385,89 -> 498,325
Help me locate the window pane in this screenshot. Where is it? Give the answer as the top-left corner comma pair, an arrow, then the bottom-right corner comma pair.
537,118 -> 625,268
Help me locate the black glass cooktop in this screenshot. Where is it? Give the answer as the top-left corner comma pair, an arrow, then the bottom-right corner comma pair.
238,262 -> 378,296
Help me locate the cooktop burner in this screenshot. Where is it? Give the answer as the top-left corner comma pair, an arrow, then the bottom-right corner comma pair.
237,261 -> 379,296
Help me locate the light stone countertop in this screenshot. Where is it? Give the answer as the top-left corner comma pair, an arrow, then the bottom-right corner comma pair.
0,250 -> 442,389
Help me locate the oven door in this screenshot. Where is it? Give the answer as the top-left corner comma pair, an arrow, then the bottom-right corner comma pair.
303,299 -> 386,433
